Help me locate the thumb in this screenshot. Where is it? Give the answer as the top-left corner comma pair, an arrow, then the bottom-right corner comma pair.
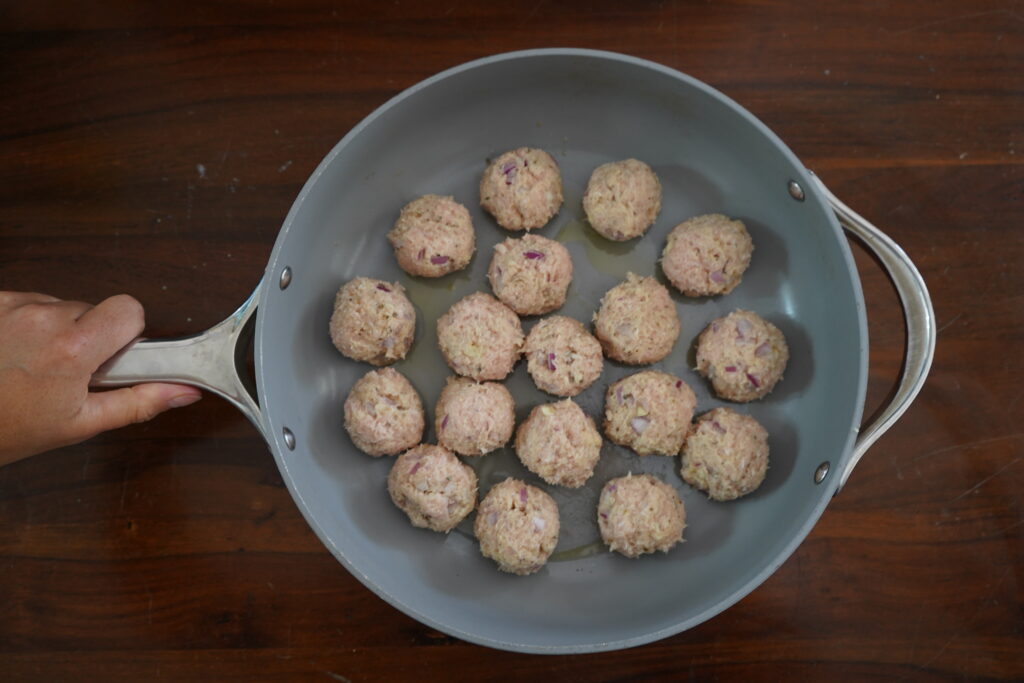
74,383 -> 203,438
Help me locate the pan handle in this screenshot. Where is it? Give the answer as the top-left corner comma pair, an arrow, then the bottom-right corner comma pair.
809,173 -> 936,491
90,279 -> 265,440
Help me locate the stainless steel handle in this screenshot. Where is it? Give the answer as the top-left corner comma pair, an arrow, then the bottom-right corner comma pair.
90,280 -> 265,439
809,174 -> 937,491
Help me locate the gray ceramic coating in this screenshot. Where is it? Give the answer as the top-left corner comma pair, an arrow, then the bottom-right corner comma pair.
254,49 -> 868,653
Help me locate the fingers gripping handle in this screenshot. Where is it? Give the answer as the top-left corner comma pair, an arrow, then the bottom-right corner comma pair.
91,283 -> 265,439
810,174 -> 937,491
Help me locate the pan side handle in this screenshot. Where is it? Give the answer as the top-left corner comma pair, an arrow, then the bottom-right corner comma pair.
810,174 -> 937,491
90,280 -> 265,440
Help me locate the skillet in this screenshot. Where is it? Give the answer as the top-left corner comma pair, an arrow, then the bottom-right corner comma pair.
95,49 -> 935,653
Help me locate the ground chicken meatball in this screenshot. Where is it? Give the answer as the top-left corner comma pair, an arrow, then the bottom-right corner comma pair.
437,292 -> 524,381
329,277 -> 416,366
681,407 -> 769,501
598,474 -> 685,558
474,478 -> 560,575
515,399 -> 603,488
593,273 -> 680,365
604,371 -> 696,456
387,194 -> 476,277
387,444 -> 477,533
695,309 -> 789,402
661,214 -> 753,296
435,376 -> 516,456
487,234 -> 573,315
523,315 -> 603,397
583,159 -> 662,241
479,147 -> 563,231
344,367 -> 424,456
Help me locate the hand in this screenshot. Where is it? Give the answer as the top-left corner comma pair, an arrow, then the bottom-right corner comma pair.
0,292 -> 202,466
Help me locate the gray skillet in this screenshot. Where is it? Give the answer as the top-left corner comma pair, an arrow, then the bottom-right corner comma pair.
95,49 -> 935,653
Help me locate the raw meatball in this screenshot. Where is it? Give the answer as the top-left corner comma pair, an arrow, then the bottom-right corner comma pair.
487,234 -> 573,315
593,273 -> 680,365
681,407 -> 769,501
387,444 -> 477,533
437,292 -> 524,381
479,147 -> 563,231
515,399 -> 603,488
435,376 -> 515,456
523,315 -> 603,397
696,310 -> 789,402
661,214 -> 753,296
387,194 -> 476,278
474,478 -> 560,575
344,367 -> 424,456
598,474 -> 685,558
604,371 -> 696,456
583,159 -> 662,241
329,277 -> 416,366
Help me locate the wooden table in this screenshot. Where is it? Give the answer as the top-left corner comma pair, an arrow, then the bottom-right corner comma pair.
2,1 -> 1021,679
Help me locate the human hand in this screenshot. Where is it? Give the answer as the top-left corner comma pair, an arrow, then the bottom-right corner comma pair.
0,292 -> 202,467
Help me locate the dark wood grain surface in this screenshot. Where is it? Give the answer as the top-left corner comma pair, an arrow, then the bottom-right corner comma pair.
1,1 -> 1022,679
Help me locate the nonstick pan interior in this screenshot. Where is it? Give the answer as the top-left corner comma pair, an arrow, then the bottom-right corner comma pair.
255,50 -> 867,652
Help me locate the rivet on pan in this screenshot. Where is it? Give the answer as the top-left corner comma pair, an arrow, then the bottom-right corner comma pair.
283,427 -> 296,451
788,179 -> 806,202
814,461 -> 830,484
279,266 -> 293,290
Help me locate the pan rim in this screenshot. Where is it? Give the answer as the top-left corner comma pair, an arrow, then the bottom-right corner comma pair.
256,47 -> 869,653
